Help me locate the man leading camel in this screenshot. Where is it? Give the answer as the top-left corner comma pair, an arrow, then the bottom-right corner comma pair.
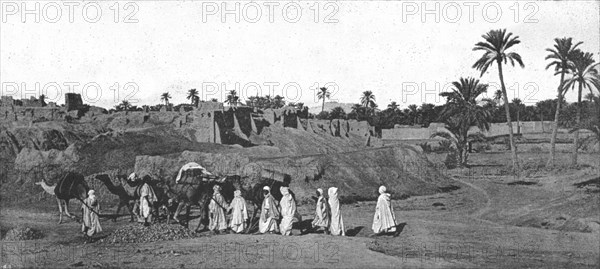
139,175 -> 157,226
208,185 -> 229,234
81,190 -> 102,242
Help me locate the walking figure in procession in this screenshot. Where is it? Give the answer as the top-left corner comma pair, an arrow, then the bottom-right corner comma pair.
372,185 -> 398,236
310,188 -> 330,234
328,187 -> 345,236
208,185 -> 229,234
81,190 -> 102,242
258,186 -> 280,234
228,189 -> 249,233
279,186 -> 301,236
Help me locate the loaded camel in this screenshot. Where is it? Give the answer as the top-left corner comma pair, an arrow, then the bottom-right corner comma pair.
94,173 -> 170,222
35,172 -> 90,224
160,169 -> 225,231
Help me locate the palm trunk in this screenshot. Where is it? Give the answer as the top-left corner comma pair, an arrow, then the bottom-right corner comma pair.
548,71 -> 565,168
322,98 -> 325,113
517,110 -> 521,134
572,82 -> 583,166
540,112 -> 544,133
498,61 -> 520,175
461,142 -> 469,166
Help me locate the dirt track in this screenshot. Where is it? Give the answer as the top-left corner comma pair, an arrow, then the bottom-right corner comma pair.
1,153 -> 599,268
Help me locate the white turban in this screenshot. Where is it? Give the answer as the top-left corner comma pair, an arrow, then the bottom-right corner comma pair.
379,186 -> 387,194
263,186 -> 270,191
317,188 -> 324,195
128,173 -> 137,181
88,189 -> 95,196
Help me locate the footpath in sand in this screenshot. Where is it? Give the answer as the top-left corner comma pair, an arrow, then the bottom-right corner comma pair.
2,169 -> 599,268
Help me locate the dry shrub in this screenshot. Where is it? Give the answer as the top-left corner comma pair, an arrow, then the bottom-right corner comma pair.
2,226 -> 44,241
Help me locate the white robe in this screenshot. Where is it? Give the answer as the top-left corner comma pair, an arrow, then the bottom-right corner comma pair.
312,196 -> 329,228
328,188 -> 345,236
140,183 -> 157,219
372,193 -> 397,234
229,195 -> 248,233
259,195 -> 280,233
209,192 -> 228,231
81,195 -> 102,236
279,192 -> 297,236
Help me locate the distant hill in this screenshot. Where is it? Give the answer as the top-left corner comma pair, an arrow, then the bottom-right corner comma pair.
308,102 -> 355,114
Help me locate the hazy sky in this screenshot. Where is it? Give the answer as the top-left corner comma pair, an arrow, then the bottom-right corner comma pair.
1,0 -> 599,109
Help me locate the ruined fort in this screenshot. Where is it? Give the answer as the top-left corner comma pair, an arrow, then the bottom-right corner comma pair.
0,94 -> 378,147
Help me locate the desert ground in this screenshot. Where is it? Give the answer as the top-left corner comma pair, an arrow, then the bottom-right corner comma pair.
1,151 -> 598,269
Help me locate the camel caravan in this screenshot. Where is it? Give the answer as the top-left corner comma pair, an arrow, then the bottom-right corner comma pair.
35,162 -> 400,241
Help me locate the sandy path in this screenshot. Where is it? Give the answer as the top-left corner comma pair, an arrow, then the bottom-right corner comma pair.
2,173 -> 599,268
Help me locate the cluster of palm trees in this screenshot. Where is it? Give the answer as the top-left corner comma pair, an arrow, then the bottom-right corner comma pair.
434,31 -> 599,172
315,29 -> 599,173
546,39 -> 600,167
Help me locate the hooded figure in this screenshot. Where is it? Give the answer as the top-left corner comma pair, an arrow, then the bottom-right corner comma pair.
311,188 -> 330,231
328,187 -> 345,236
279,187 -> 298,236
372,186 -> 397,234
139,176 -> 157,225
209,185 -> 229,233
259,186 -> 280,234
81,190 -> 102,237
228,190 -> 248,233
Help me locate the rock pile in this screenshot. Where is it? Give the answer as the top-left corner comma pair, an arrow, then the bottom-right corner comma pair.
103,223 -> 198,244
2,227 -> 44,241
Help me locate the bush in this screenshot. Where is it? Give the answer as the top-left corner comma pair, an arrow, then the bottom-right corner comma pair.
418,142 -> 433,153
3,226 -> 44,241
444,151 -> 459,169
438,140 -> 453,152
474,142 -> 491,153
316,111 -> 329,120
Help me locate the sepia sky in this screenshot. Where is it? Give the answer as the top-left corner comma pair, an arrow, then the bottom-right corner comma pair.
1,0 -> 599,109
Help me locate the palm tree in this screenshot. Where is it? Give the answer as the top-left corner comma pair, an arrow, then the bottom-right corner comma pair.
116,100 -> 132,111
272,95 -> 285,108
431,77 -> 492,166
225,90 -> 239,107
360,91 -> 376,108
329,107 -> 346,119
585,92 -> 595,102
493,90 -> 503,106
317,87 -> 331,112
387,101 -> 399,111
545,37 -> 582,167
408,104 -> 419,125
569,96 -> 599,167
39,94 -> 47,107
160,92 -> 171,107
562,49 -> 600,166
350,104 -> 361,120
511,98 -> 524,134
473,29 -> 524,174
187,89 -> 199,106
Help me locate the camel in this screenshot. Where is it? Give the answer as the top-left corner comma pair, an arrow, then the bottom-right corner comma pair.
94,174 -> 137,222
36,172 -> 89,224
158,169 -> 227,231
95,173 -> 171,222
